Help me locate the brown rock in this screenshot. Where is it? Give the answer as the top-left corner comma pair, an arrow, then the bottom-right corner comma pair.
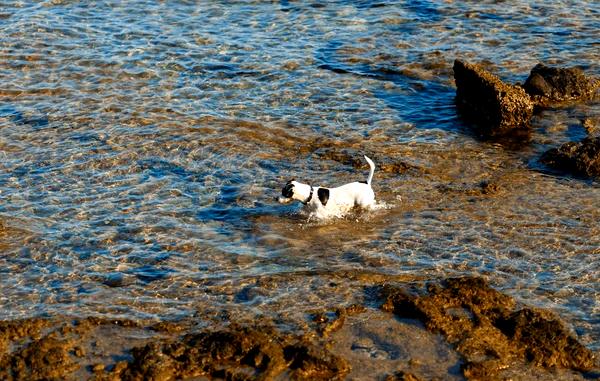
381,277 -> 597,378
313,307 -> 356,338
385,370 -> 424,381
497,308 -> 596,370
285,341 -> 350,380
0,318 -> 49,341
92,363 -> 105,373
541,136 -> 600,178
0,332 -> 79,381
453,59 -> 534,136
74,346 -> 86,357
524,63 -> 599,106
110,324 -> 349,381
582,117 -> 599,136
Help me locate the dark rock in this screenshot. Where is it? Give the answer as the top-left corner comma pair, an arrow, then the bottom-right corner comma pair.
453,59 -> 534,136
525,72 -> 553,97
381,277 -> 597,377
385,370 -> 424,381
101,272 -> 127,287
524,63 -> 599,106
541,137 -> 600,178
110,324 -> 349,381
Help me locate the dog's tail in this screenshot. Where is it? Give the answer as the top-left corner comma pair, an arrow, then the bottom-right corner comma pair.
364,155 -> 375,185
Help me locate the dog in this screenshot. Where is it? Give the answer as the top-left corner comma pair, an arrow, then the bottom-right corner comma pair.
278,155 -> 376,219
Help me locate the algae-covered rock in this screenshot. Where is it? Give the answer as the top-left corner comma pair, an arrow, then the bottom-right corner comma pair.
0,319 -> 78,381
381,277 -> 596,378
110,324 -> 349,381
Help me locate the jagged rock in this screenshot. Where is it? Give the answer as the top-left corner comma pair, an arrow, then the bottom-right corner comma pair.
107,324 -> 350,381
0,325 -> 79,381
381,277 -> 597,378
453,59 -> 534,136
541,136 -> 600,178
524,63 -> 599,106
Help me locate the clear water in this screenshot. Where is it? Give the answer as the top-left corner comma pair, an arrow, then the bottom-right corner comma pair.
0,1 -> 598,350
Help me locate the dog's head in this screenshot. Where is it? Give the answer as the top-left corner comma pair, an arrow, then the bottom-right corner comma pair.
278,179 -> 297,204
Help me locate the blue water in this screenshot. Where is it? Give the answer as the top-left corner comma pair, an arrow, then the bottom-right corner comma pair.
0,1 -> 598,350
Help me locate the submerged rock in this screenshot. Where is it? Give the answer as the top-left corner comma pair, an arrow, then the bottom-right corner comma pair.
524,63 -> 599,106
385,370 -> 424,381
541,136 -> 600,178
314,148 -> 423,176
436,179 -> 501,197
453,59 -> 534,136
582,117 -> 599,136
381,277 -> 597,379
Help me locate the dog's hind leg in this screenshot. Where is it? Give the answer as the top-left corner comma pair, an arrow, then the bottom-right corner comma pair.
356,191 -> 376,210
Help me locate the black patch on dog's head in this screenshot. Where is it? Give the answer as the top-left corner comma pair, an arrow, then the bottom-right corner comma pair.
282,180 -> 295,198
358,180 -> 368,184
317,188 -> 329,206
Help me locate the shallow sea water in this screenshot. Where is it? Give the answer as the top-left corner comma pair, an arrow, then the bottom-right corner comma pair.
0,0 -> 599,351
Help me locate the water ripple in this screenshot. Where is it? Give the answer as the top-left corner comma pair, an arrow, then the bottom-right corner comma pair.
0,0 -> 598,350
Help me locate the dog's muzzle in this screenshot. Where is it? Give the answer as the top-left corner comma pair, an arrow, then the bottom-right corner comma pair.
277,196 -> 293,204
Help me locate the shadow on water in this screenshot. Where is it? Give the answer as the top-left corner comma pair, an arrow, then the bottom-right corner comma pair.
315,40 -> 464,135
137,158 -> 205,183
0,104 -> 49,129
135,158 -> 287,231
280,0 -> 401,12
128,265 -> 175,283
373,85 -> 462,133
401,0 -> 443,22
195,185 -> 286,228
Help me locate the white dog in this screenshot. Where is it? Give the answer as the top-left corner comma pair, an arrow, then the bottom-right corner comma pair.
278,155 -> 376,219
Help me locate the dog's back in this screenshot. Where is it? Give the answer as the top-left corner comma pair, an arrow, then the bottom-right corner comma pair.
328,182 -> 374,208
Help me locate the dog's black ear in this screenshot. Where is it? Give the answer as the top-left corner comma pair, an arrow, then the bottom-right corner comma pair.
317,188 -> 329,206
282,182 -> 295,197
